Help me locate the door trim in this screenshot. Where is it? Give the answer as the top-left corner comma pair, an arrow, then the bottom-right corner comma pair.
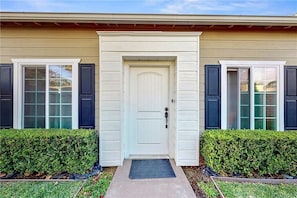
123,60 -> 175,159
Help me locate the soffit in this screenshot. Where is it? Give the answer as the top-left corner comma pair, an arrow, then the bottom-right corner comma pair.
1,12 -> 297,31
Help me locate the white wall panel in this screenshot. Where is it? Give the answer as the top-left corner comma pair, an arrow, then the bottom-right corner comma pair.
178,62 -> 198,71
178,91 -> 198,100
101,131 -> 121,141
101,41 -> 197,52
100,101 -> 121,110
178,111 -> 198,120
98,31 -> 201,166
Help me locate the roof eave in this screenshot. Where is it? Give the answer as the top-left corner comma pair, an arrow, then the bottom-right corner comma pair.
1,12 -> 297,26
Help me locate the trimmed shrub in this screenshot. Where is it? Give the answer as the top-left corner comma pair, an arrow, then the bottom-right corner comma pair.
201,130 -> 297,176
0,129 -> 97,174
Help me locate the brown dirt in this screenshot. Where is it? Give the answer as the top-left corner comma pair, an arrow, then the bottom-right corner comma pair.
182,166 -> 210,198
103,167 -> 117,175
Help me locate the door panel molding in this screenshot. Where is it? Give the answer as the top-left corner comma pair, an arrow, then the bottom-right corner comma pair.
123,61 -> 175,158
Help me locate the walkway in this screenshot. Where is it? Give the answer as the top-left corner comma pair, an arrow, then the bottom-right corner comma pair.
105,159 -> 196,198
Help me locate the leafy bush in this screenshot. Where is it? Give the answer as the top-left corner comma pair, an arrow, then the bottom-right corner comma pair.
201,130 -> 297,176
0,129 -> 97,174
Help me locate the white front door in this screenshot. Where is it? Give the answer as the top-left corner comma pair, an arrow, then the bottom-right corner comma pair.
129,67 -> 169,156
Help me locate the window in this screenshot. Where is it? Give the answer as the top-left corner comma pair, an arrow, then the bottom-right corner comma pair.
220,61 -> 285,131
12,59 -> 80,129
24,66 -> 46,128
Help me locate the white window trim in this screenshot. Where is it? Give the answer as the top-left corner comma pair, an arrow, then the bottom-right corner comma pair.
12,59 -> 80,129
219,60 -> 286,131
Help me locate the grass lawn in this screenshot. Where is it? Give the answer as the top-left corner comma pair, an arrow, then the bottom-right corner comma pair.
78,169 -> 114,197
198,181 -> 297,198
0,181 -> 83,198
0,168 -> 115,198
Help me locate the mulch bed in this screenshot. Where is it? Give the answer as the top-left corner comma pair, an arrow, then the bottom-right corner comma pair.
0,172 -> 74,180
0,163 -> 104,180
182,166 -> 210,198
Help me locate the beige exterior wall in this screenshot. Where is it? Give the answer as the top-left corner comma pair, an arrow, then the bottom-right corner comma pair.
0,28 -> 100,129
199,31 -> 297,131
1,28 -> 297,135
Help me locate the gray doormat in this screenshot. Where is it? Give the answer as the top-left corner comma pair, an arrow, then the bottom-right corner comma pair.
129,159 -> 176,179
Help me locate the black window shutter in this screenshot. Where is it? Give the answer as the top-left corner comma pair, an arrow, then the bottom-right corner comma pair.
284,66 -> 297,130
0,64 -> 13,128
205,65 -> 221,129
79,63 -> 95,129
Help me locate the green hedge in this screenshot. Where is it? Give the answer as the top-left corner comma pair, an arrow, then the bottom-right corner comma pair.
0,129 -> 97,174
201,130 -> 297,176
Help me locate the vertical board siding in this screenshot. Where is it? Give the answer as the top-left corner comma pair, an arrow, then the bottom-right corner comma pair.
285,66 -> 297,130
99,33 -> 200,166
0,64 -> 13,128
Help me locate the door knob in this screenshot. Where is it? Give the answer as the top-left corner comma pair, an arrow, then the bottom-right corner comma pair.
165,107 -> 168,128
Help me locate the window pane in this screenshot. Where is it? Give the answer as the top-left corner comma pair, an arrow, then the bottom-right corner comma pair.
61,65 -> 72,78
61,92 -> 71,103
241,106 -> 249,117
24,66 -> 46,128
37,68 -> 46,79
254,69 -> 264,82
24,117 -> 35,128
255,119 -> 264,129
37,92 -> 45,103
37,117 -> 45,128
25,92 -> 35,103
49,78 -> 60,89
254,67 -> 278,130
61,79 -> 72,91
254,94 -> 264,105
255,106 -> 264,117
37,105 -> 45,116
240,118 -> 250,129
254,82 -> 264,92
227,71 -> 238,129
24,105 -> 35,116
266,106 -> 276,117
266,94 -> 276,105
37,80 -> 45,91
265,68 -> 277,80
25,68 -> 36,78
50,105 -> 60,116
265,80 -> 277,92
49,65 -> 72,129
50,117 -> 60,128
241,94 -> 249,105
62,105 -> 72,116
266,119 -> 276,130
49,66 -> 61,78
49,92 -> 60,103
25,80 -> 36,91
239,68 -> 250,129
61,117 -> 72,129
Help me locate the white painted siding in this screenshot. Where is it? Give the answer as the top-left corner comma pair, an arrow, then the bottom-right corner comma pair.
98,32 -> 201,166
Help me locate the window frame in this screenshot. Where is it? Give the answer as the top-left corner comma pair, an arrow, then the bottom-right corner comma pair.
12,59 -> 80,129
219,60 -> 286,131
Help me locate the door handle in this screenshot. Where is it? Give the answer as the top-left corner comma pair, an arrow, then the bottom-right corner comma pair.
165,107 -> 168,128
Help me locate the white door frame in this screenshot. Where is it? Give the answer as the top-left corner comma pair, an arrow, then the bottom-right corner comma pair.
123,60 -> 176,159
98,31 -> 201,166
